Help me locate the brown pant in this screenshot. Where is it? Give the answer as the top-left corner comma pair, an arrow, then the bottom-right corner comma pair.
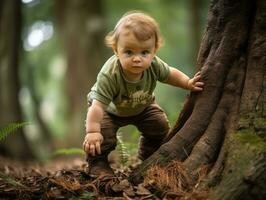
95,102 -> 170,160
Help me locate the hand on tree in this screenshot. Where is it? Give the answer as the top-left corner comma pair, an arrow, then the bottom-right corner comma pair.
83,132 -> 103,156
188,71 -> 204,91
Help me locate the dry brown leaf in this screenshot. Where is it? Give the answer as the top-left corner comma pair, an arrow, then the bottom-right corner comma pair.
135,184 -> 151,195
49,177 -> 81,191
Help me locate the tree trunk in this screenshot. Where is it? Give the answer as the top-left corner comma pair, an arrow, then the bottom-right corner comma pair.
0,0 -> 34,159
130,0 -> 266,198
54,0 -> 107,147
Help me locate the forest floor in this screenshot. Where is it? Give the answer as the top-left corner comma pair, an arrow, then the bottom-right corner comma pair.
0,155 -> 209,200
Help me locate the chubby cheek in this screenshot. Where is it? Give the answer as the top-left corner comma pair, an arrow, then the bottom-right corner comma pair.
120,59 -> 131,68
144,58 -> 153,67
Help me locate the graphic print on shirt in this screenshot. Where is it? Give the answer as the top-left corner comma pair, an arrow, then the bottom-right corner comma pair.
118,90 -> 152,108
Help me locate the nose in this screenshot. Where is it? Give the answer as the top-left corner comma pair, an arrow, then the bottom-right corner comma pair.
132,55 -> 141,62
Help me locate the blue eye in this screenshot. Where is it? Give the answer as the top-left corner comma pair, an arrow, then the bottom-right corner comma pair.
124,50 -> 132,56
141,50 -> 150,56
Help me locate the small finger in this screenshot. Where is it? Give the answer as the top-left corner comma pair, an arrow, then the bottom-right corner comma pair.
84,142 -> 90,154
194,74 -> 201,81
95,142 -> 101,155
195,82 -> 204,86
195,71 -> 201,76
83,140 -> 88,150
194,87 -> 203,91
83,137 -> 89,144
89,144 -> 95,156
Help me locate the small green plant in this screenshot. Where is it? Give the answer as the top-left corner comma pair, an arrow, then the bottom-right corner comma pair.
70,191 -> 95,200
0,171 -> 28,189
0,122 -> 30,140
53,148 -> 85,157
0,122 -> 30,188
116,132 -> 129,167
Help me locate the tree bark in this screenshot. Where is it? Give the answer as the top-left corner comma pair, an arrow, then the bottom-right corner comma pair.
0,0 -> 34,159
130,0 -> 266,198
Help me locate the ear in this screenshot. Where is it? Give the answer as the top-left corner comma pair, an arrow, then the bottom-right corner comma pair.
112,45 -> 118,56
152,47 -> 158,57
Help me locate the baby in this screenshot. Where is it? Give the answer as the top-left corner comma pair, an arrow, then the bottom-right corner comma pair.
83,11 -> 204,177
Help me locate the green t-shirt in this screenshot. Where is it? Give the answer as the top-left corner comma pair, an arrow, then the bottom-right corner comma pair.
88,55 -> 170,116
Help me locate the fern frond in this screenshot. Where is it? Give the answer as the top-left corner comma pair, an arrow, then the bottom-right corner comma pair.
53,148 -> 85,157
116,132 -> 129,166
0,171 -> 28,189
0,122 -> 30,141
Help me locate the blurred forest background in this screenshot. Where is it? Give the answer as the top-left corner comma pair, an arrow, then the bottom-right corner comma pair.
0,0 -> 209,161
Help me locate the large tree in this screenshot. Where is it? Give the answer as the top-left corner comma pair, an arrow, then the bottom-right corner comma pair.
130,0 -> 266,199
0,0 -> 34,159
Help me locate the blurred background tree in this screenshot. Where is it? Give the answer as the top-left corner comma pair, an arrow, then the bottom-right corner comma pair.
0,0 -> 34,159
0,0 -> 209,160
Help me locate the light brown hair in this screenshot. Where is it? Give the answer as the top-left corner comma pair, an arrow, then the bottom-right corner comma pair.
105,11 -> 163,50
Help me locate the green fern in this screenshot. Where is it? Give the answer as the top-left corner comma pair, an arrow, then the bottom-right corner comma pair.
0,122 -> 30,141
116,132 -> 129,166
0,171 -> 28,189
53,148 -> 85,157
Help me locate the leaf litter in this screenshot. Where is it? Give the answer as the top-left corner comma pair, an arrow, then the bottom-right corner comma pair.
0,156 -> 209,199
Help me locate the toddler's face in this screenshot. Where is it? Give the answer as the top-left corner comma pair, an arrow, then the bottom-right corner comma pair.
114,29 -> 156,80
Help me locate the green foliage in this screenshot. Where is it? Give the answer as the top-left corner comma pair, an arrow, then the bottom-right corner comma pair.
53,148 -> 85,157
0,172 -> 28,189
116,132 -> 130,166
0,122 -> 30,141
118,125 -> 138,155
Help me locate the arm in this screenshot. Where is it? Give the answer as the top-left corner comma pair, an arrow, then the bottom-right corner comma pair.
164,67 -> 204,91
83,100 -> 107,156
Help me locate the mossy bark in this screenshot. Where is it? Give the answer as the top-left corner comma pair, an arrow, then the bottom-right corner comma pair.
208,133 -> 266,200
